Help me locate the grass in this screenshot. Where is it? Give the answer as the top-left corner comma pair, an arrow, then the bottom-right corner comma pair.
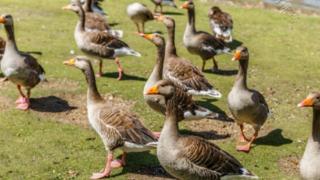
0,0 -> 319,179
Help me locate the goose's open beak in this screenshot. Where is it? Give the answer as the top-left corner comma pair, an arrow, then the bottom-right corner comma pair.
63,58 -> 75,66
147,85 -> 159,95
298,97 -> 314,107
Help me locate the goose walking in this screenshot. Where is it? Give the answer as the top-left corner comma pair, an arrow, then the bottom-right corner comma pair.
127,2 -> 154,33
64,57 -> 158,179
227,46 -> 269,153
155,15 -> 222,98
146,83 -> 257,179
0,14 -> 46,110
140,33 -> 228,120
181,0 -> 230,72
71,0 -> 140,79
298,93 -> 320,180
208,6 -> 233,43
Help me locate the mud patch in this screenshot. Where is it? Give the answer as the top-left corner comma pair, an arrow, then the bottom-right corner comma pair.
278,155 -> 300,176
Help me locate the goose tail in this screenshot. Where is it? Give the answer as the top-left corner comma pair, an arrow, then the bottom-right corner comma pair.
145,141 -> 158,148
108,30 -> 124,39
222,168 -> 258,180
187,89 -> 222,99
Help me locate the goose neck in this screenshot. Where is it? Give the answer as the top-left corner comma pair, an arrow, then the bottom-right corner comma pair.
161,98 -> 179,141
165,23 -> 177,58
186,8 -> 196,34
83,65 -> 103,104
311,108 -> 320,141
4,24 -> 18,51
234,59 -> 248,90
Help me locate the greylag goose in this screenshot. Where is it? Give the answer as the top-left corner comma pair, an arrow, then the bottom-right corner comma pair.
181,0 -> 230,72
140,33 -> 228,120
227,46 -> 269,153
151,0 -> 177,14
146,83 -> 257,179
298,93 -> 320,180
208,6 -> 233,43
64,0 -> 123,38
72,0 -> 140,79
155,15 -> 222,98
80,0 -> 106,15
127,2 -> 154,33
64,56 -> 158,179
0,14 -> 46,110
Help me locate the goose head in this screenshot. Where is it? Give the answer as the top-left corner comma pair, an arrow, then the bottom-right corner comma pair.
63,0 -> 82,12
208,6 -> 222,18
298,93 -> 320,109
180,0 -> 194,10
146,80 -> 175,99
64,56 -> 92,71
154,15 -> 175,28
232,46 -> 249,61
139,33 -> 165,48
0,14 -> 14,26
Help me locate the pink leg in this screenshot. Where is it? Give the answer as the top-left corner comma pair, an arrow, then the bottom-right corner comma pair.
153,132 -> 161,139
238,124 -> 249,143
115,58 -> 123,80
236,130 -> 258,153
95,59 -> 103,77
16,88 -> 30,110
90,153 -> 113,179
111,152 -> 126,168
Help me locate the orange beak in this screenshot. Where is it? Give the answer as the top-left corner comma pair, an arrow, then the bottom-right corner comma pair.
232,51 -> 241,61
141,33 -> 154,40
0,16 -> 6,24
63,58 -> 75,66
154,15 -> 165,22
180,2 -> 189,9
147,85 -> 159,95
62,4 -> 72,10
298,97 -> 314,107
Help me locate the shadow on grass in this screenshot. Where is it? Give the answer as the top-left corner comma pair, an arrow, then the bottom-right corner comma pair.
204,69 -> 238,76
102,72 -> 147,81
112,152 -> 173,179
180,129 -> 231,140
109,22 -> 120,27
254,129 -> 293,146
163,11 -> 184,16
30,96 -> 77,113
196,98 -> 223,113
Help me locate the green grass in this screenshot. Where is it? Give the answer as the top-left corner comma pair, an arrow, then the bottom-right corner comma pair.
0,0 -> 319,179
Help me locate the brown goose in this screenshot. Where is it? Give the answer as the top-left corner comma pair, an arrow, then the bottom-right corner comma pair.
227,46 -> 269,153
181,0 -> 230,72
64,0 -> 123,38
64,57 -> 158,179
146,83 -> 257,179
0,14 -> 45,110
298,93 -> 320,180
140,33 -> 228,120
151,0 -> 177,14
208,6 -> 233,43
127,2 -> 154,33
72,0 -> 140,80
155,15 -> 222,98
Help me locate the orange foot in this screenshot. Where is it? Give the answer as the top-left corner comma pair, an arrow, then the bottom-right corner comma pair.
236,143 -> 251,153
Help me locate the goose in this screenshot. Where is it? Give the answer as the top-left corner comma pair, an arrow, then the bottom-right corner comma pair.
181,0 -> 230,72
227,46 -> 269,153
64,0 -> 123,38
64,56 -> 158,179
140,33 -> 229,121
127,2 -> 154,33
72,0 -> 140,80
151,0 -> 177,14
208,6 -> 233,43
146,83 -> 257,180
298,93 -> 320,180
0,36 -> 5,59
155,15 -> 222,99
0,14 -> 45,110
80,0 -> 106,15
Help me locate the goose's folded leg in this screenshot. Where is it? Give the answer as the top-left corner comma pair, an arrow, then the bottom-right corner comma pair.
90,153 -> 113,179
111,152 -> 126,168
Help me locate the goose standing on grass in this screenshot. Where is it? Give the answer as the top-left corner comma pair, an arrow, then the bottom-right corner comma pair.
64,0 -> 123,38
127,2 -> 154,33
140,33 -> 229,121
208,6 -> 233,43
64,57 -> 158,179
298,93 -> 320,180
181,0 -> 230,72
146,83 -> 257,180
151,0 -> 177,14
155,15 -> 222,99
227,46 -> 269,153
80,0 -> 107,15
71,0 -> 140,80
0,14 -> 45,110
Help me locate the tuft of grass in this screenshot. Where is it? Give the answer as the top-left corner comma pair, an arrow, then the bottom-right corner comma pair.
0,0 -> 319,179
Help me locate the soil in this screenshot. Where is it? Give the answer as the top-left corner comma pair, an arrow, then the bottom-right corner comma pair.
278,154 -> 300,176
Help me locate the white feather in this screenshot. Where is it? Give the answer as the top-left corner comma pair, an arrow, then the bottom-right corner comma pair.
114,47 -> 141,57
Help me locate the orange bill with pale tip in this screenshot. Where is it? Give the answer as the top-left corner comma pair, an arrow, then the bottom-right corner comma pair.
62,4 -> 72,10
154,15 -> 165,21
232,51 -> 241,61
0,16 -> 5,24
298,97 -> 314,107
142,34 -> 154,40
63,58 -> 75,65
147,86 -> 159,95
180,2 -> 189,9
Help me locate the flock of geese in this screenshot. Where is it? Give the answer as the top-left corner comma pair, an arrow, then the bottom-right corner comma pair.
0,0 -> 319,179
